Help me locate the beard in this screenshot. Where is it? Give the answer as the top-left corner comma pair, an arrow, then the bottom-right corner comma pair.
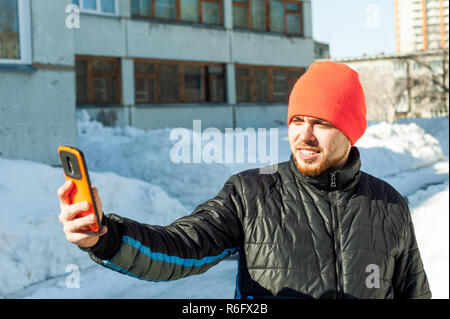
292,144 -> 349,177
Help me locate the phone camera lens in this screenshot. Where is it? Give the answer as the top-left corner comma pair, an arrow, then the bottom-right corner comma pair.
67,157 -> 74,175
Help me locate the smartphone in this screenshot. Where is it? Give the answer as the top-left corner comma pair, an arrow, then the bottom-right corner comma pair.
58,145 -> 100,233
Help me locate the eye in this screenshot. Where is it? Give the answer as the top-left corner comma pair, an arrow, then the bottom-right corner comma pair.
292,117 -> 304,124
316,122 -> 334,128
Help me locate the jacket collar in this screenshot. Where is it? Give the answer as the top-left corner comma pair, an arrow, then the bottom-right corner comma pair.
289,147 -> 362,191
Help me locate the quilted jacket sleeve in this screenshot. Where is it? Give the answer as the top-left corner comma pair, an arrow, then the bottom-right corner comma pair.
392,203 -> 432,299
82,174 -> 245,281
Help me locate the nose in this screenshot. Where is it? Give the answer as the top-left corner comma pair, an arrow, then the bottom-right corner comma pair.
298,123 -> 317,145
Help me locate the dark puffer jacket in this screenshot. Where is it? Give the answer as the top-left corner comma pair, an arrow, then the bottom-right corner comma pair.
84,147 -> 431,299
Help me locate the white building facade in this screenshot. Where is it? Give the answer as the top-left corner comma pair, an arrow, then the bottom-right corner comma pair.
395,0 -> 449,53
0,0 -> 315,165
334,50 -> 449,122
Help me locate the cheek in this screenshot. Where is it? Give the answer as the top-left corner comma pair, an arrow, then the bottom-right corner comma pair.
328,134 -> 350,157
288,126 -> 299,147
314,131 -> 341,157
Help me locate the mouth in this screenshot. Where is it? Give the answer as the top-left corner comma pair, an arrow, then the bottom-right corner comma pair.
296,147 -> 321,161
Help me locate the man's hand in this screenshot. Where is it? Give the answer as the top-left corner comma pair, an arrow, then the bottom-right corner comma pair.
57,180 -> 108,248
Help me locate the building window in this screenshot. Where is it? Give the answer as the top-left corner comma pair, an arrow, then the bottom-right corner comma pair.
73,0 -> 118,15
236,65 -> 304,102
75,56 -> 121,105
134,59 -> 226,104
131,0 -> 223,26
0,0 -> 32,64
233,0 -> 303,35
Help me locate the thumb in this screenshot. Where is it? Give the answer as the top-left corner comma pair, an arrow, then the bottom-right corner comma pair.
91,185 -> 103,219
98,225 -> 108,236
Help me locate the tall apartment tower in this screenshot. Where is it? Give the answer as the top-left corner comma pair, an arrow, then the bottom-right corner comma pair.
394,0 -> 449,53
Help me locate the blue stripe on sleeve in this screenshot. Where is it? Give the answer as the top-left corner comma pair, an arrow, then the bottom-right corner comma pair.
122,235 -> 238,268
102,259 -> 169,282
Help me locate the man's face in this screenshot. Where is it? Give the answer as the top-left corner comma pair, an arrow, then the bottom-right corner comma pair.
288,115 -> 352,177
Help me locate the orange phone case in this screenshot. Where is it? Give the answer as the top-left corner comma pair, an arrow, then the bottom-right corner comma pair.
58,146 -> 100,233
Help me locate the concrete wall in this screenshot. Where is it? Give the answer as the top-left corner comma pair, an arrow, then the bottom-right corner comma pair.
0,0 -> 315,166
0,0 -> 77,165
131,105 -> 233,130
231,31 -> 314,66
235,104 -> 288,128
74,0 -> 314,132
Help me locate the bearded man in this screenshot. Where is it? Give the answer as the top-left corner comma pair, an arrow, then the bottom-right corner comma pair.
57,61 -> 431,299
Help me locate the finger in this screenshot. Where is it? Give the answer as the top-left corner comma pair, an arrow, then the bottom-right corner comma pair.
60,201 -> 90,222
91,186 -> 103,220
64,213 -> 96,233
65,226 -> 108,244
57,180 -> 74,205
92,186 -> 100,205
87,226 -> 108,237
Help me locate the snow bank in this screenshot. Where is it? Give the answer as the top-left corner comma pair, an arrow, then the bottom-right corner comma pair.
356,121 -> 444,178
409,181 -> 449,299
0,157 -> 186,296
77,111 -> 232,212
77,112 -> 447,209
0,113 -> 448,298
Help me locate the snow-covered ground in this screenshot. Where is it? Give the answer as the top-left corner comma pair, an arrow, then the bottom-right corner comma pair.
0,113 -> 448,299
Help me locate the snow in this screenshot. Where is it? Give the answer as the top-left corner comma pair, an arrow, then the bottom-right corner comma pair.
0,112 -> 448,299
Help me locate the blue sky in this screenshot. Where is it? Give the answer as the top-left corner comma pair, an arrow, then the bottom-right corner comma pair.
311,0 -> 396,58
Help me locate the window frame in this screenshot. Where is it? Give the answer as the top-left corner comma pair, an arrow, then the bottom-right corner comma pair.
74,0 -> 119,16
235,64 -> 305,103
232,0 -> 251,29
131,0 -> 223,26
0,0 -> 32,65
133,58 -> 226,104
232,0 -> 304,36
75,55 -> 122,105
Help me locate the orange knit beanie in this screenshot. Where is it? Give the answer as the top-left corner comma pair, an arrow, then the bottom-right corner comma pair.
287,61 -> 367,145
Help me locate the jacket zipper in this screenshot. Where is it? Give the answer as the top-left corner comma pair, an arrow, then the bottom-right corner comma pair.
329,173 -> 343,298
330,172 -> 337,188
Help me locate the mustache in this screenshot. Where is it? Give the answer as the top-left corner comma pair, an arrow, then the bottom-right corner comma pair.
294,142 -> 321,151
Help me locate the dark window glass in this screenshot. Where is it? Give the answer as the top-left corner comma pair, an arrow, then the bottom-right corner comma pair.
135,62 -> 155,74
233,0 -> 248,28
134,62 -> 156,103
237,80 -> 251,101
236,67 -> 250,102
286,14 -> 300,34
286,3 -> 299,11
253,69 -> 269,102
134,60 -> 225,103
159,64 -> 179,102
272,70 -> 287,101
131,0 -> 222,26
236,65 -> 304,103
76,57 -> 121,105
202,1 -> 220,25
236,68 -> 250,77
91,60 -> 116,72
287,70 -> 303,94
181,0 -> 199,22
269,0 -> 284,32
76,60 -> 88,104
0,0 -> 20,59
208,65 -> 225,102
135,77 -> 156,103
250,0 -> 266,30
83,0 -> 97,10
184,65 -> 203,102
93,76 -> 117,103
132,0 -> 153,17
101,0 -> 115,13
156,0 -> 176,19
